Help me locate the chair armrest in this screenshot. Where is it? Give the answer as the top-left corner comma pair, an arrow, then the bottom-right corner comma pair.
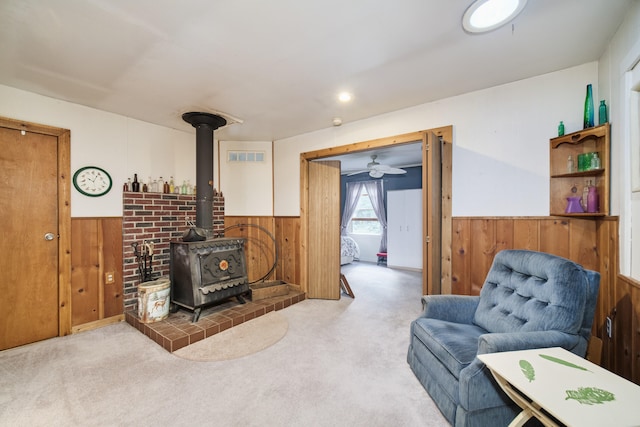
420,295 -> 480,324
459,330 -> 582,411
477,330 -> 581,355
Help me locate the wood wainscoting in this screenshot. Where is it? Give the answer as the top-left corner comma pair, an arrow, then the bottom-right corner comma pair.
452,216 -> 640,385
70,217 -> 124,331
224,216 -> 301,287
69,214 -> 638,385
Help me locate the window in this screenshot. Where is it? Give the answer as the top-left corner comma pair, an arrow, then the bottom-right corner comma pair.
348,189 -> 382,234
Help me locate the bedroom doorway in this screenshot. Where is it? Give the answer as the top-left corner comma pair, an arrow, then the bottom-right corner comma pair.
300,126 -> 452,298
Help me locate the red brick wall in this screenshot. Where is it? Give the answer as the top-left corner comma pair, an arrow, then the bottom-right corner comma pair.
122,191 -> 225,310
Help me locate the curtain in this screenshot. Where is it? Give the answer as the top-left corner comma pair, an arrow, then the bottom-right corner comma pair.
341,182 -> 363,236
363,180 -> 388,252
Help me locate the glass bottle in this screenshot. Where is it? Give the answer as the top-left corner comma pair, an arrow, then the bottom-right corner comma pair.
558,121 -> 565,136
567,155 -> 574,173
582,180 -> 590,210
587,184 -> 599,213
598,100 -> 608,125
169,176 -> 175,193
583,84 -> 594,129
131,174 -> 140,192
591,153 -> 600,170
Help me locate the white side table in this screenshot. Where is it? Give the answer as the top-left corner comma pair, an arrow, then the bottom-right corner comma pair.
478,347 -> 640,427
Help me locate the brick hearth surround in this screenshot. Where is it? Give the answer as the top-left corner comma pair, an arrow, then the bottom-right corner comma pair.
122,191 -> 306,352
125,290 -> 305,352
122,191 -> 225,311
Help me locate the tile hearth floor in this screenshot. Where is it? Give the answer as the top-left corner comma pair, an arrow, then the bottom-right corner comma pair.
125,290 -> 305,352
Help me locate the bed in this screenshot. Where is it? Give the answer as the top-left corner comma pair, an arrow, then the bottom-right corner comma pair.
341,236 -> 360,265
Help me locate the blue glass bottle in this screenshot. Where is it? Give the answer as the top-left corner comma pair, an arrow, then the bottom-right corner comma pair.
583,84 -> 594,129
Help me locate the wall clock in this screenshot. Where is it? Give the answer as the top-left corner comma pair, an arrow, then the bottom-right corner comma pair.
73,166 -> 113,197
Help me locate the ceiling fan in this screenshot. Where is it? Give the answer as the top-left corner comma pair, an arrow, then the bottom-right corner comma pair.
347,155 -> 407,178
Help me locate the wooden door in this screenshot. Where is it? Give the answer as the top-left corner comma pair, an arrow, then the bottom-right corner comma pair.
306,160 -> 341,299
0,126 -> 60,349
424,132 -> 442,295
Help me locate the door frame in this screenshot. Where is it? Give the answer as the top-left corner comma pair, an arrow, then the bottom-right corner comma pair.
300,126 -> 452,296
0,116 -> 72,337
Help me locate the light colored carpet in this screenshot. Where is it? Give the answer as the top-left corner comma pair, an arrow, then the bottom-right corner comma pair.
0,262 -> 449,427
173,311 -> 289,361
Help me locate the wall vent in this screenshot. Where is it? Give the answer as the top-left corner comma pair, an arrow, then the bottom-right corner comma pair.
227,151 -> 265,162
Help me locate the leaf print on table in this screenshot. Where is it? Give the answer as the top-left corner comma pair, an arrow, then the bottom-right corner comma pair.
565,387 -> 615,405
519,359 -> 535,382
539,354 -> 592,372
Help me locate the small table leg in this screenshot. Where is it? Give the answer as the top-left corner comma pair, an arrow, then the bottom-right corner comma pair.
490,370 -> 560,427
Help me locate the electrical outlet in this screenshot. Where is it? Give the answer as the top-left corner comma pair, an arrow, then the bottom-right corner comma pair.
606,316 -> 612,338
105,272 -> 115,284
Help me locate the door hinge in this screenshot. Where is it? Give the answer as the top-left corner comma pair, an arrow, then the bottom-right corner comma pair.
425,235 -> 431,243
425,143 -> 430,151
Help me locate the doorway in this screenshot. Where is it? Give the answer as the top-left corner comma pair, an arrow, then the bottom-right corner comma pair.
300,127 -> 453,299
0,116 -> 72,350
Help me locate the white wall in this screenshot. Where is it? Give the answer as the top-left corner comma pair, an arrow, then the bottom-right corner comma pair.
274,63 -> 599,217
0,84 -> 196,217
218,140 -> 273,216
598,0 -> 640,278
0,85 -> 271,219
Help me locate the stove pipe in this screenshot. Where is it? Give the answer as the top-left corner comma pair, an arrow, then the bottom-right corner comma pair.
182,112 -> 227,238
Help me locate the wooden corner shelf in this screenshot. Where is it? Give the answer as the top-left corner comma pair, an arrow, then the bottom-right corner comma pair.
549,124 -> 610,217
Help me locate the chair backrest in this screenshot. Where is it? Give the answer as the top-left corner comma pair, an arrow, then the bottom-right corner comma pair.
473,250 -> 600,343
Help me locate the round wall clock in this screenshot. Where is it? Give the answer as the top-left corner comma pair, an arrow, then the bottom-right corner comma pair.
73,166 -> 113,197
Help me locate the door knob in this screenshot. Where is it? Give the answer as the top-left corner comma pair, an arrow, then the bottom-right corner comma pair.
44,232 -> 55,241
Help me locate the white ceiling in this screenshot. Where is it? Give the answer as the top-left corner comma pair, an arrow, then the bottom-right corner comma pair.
0,0 -> 632,169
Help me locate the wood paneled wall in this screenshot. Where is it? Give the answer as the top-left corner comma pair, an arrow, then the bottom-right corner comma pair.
69,213 -> 639,385
224,216 -> 301,287
452,217 -> 599,295
71,217 -> 123,330
452,216 -> 640,385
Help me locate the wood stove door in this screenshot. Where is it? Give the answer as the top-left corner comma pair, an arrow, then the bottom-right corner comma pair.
0,125 -> 61,349
307,160 -> 341,299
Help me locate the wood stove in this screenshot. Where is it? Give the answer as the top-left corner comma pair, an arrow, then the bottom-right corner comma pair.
169,112 -> 249,322
170,238 -> 248,322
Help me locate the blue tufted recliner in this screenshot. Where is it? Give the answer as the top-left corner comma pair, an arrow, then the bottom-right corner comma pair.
407,250 -> 600,427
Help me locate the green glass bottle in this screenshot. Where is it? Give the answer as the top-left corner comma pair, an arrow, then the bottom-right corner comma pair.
583,84 -> 594,129
599,100 -> 608,125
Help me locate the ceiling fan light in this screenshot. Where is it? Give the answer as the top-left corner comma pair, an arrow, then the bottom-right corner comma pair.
462,0 -> 527,34
369,170 -> 384,178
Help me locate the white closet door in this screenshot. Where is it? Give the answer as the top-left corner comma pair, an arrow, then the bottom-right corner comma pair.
387,189 -> 422,270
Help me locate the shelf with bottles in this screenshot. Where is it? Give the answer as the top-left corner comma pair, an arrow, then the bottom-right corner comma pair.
549,123 -> 610,217
123,174 -> 196,195
550,168 -> 605,179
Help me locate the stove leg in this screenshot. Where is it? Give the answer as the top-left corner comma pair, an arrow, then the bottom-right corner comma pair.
192,307 -> 202,323
236,294 -> 246,304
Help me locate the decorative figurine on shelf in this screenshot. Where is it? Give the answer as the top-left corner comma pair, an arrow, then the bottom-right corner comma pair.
566,184 -> 584,213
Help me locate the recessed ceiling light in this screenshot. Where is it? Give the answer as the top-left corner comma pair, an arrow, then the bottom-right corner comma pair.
338,92 -> 352,103
462,0 -> 527,34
